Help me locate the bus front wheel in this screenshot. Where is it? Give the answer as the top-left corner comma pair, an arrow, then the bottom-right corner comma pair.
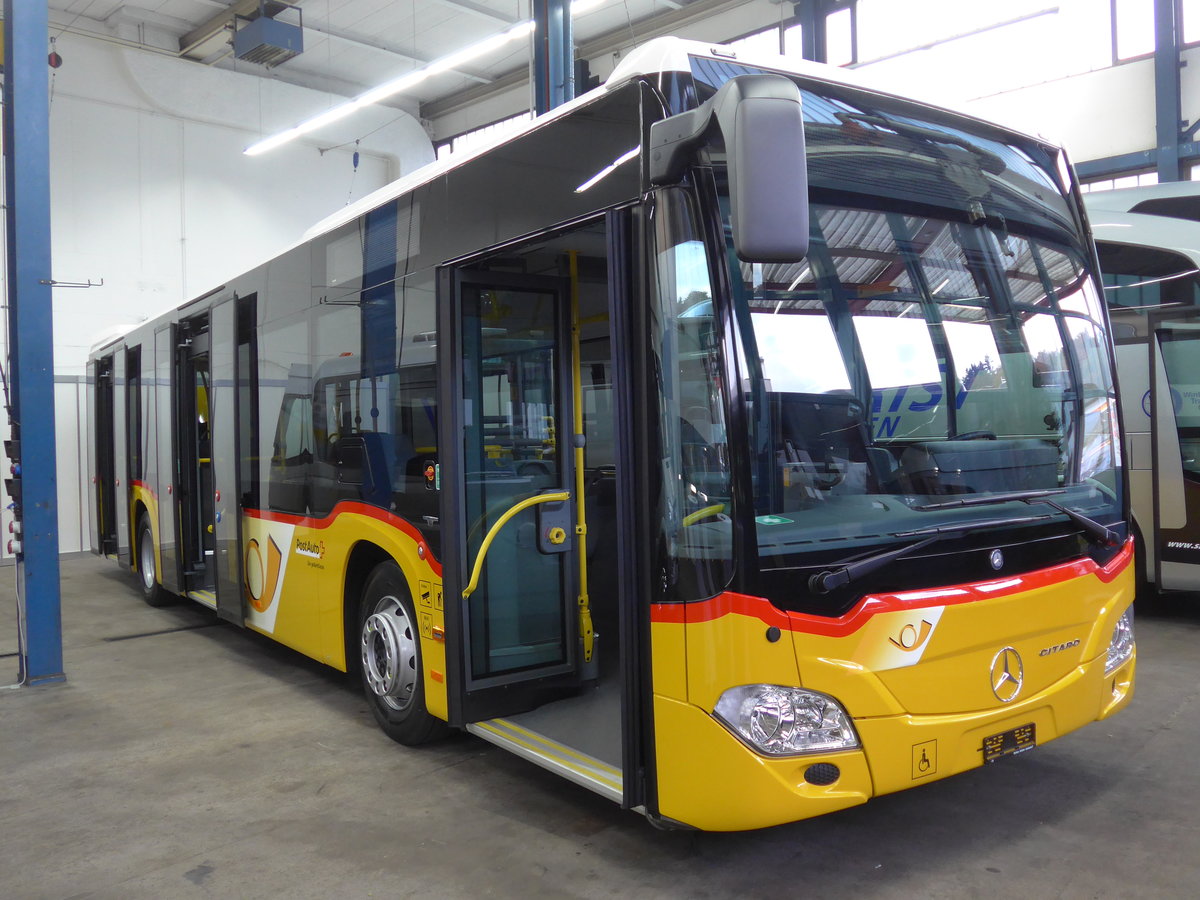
358,562 -> 447,745
136,513 -> 170,607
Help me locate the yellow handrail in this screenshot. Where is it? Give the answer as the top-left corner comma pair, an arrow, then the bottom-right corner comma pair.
461,491 -> 571,599
569,250 -> 594,664
682,503 -> 726,527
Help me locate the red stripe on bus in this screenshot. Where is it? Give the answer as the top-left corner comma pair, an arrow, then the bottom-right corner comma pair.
244,502 -> 443,577
131,480 -> 155,498
650,538 -> 1133,637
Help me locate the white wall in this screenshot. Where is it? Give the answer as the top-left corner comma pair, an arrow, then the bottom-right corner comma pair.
1,32 -> 436,555
839,0 -> 1193,171
851,18 -> 1177,168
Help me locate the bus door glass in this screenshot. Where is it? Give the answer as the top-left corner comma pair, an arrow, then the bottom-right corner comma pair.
174,317 -> 216,595
209,298 -> 247,622
112,349 -> 130,564
92,354 -> 117,556
440,269 -> 579,722
1152,312 -> 1200,586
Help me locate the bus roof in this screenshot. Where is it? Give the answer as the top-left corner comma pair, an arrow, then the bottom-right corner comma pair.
1083,180 -> 1200,215
1085,183 -> 1200,265
93,36 -> 1059,355
302,36 -> 1031,245
89,322 -> 141,355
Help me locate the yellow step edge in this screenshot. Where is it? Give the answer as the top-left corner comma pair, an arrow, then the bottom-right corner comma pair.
469,718 -> 622,803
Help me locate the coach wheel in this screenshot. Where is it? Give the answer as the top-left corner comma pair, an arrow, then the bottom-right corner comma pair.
136,513 -> 171,607
358,561 -> 447,745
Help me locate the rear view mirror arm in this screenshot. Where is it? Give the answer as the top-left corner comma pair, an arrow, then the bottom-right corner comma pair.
648,73 -> 810,263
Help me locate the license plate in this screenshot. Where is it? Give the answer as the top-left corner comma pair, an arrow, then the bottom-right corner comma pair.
982,723 -> 1036,763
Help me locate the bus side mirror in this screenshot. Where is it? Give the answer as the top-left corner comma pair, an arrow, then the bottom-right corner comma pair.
649,74 -> 809,263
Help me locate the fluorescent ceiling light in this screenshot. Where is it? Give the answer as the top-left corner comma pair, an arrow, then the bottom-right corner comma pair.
574,146 -> 639,192
246,4 -> 609,157
785,266 -> 811,291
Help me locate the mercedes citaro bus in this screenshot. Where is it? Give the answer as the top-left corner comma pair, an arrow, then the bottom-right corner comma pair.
88,38 -> 1135,830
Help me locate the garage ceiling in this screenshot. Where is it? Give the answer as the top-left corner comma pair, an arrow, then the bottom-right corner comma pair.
47,1 -> 736,124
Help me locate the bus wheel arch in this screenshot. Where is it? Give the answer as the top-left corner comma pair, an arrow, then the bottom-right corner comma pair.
348,548 -> 447,745
343,541 -> 393,677
134,509 -> 170,607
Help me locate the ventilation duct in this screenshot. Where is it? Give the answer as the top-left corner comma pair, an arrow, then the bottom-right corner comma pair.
233,1 -> 303,68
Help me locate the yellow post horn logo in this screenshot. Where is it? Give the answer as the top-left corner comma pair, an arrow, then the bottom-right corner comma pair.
245,536 -> 282,613
889,618 -> 934,652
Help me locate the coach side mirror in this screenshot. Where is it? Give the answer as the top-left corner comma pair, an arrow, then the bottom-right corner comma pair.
649,73 -> 809,263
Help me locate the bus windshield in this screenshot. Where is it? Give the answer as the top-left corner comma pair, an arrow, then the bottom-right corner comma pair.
690,58 -> 1125,611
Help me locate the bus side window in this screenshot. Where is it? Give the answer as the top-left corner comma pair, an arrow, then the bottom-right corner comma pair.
652,187 -> 735,602
269,394 -> 313,512
393,364 -> 439,511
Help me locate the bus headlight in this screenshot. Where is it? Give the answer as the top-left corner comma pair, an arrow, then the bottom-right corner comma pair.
1105,607 -> 1135,676
713,685 -> 860,756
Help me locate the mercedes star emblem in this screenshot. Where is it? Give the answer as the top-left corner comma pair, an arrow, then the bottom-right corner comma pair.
990,646 -> 1024,703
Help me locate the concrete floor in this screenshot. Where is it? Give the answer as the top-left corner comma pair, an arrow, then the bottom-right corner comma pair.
1,555 -> 1199,899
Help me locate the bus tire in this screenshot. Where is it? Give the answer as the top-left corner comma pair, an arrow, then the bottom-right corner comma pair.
136,513 -> 171,607
358,561 -> 447,745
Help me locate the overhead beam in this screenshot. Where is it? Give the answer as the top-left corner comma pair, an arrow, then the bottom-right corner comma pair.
422,0 -> 746,122
180,0 -> 492,84
1076,145 -> 1200,182
427,0 -> 519,25
179,0 -> 263,57
309,24 -> 493,86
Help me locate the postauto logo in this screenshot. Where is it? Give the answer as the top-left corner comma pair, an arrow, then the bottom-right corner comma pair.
1141,388 -> 1184,419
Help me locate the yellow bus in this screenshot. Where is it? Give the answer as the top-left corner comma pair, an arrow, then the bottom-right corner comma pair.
88,37 -> 1135,831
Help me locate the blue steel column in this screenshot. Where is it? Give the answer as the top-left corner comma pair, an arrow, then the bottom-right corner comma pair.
794,1 -> 829,63
1154,0 -> 1183,182
533,0 -> 574,115
3,1 -> 65,685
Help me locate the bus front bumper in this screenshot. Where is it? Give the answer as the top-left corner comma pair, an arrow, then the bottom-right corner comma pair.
652,650 -> 1134,832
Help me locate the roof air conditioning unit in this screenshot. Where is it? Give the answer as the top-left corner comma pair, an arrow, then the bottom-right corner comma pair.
233,1 -> 304,68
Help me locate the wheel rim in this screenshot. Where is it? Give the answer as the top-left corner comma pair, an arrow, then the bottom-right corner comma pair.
361,595 -> 418,711
139,529 -> 156,592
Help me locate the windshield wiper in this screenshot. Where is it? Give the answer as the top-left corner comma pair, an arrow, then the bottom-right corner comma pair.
808,514 -> 1053,595
808,534 -> 941,595
913,489 -> 1066,510
895,514 -> 1052,538
913,490 -> 1120,546
1023,497 -> 1121,546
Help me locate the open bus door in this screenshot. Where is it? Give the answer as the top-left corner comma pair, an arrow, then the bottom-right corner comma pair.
171,299 -> 251,622
1150,309 -> 1200,590
436,218 -> 637,808
112,349 -> 131,564
209,298 -> 249,624
173,315 -> 215,600
91,354 -> 118,557
438,268 -> 583,722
